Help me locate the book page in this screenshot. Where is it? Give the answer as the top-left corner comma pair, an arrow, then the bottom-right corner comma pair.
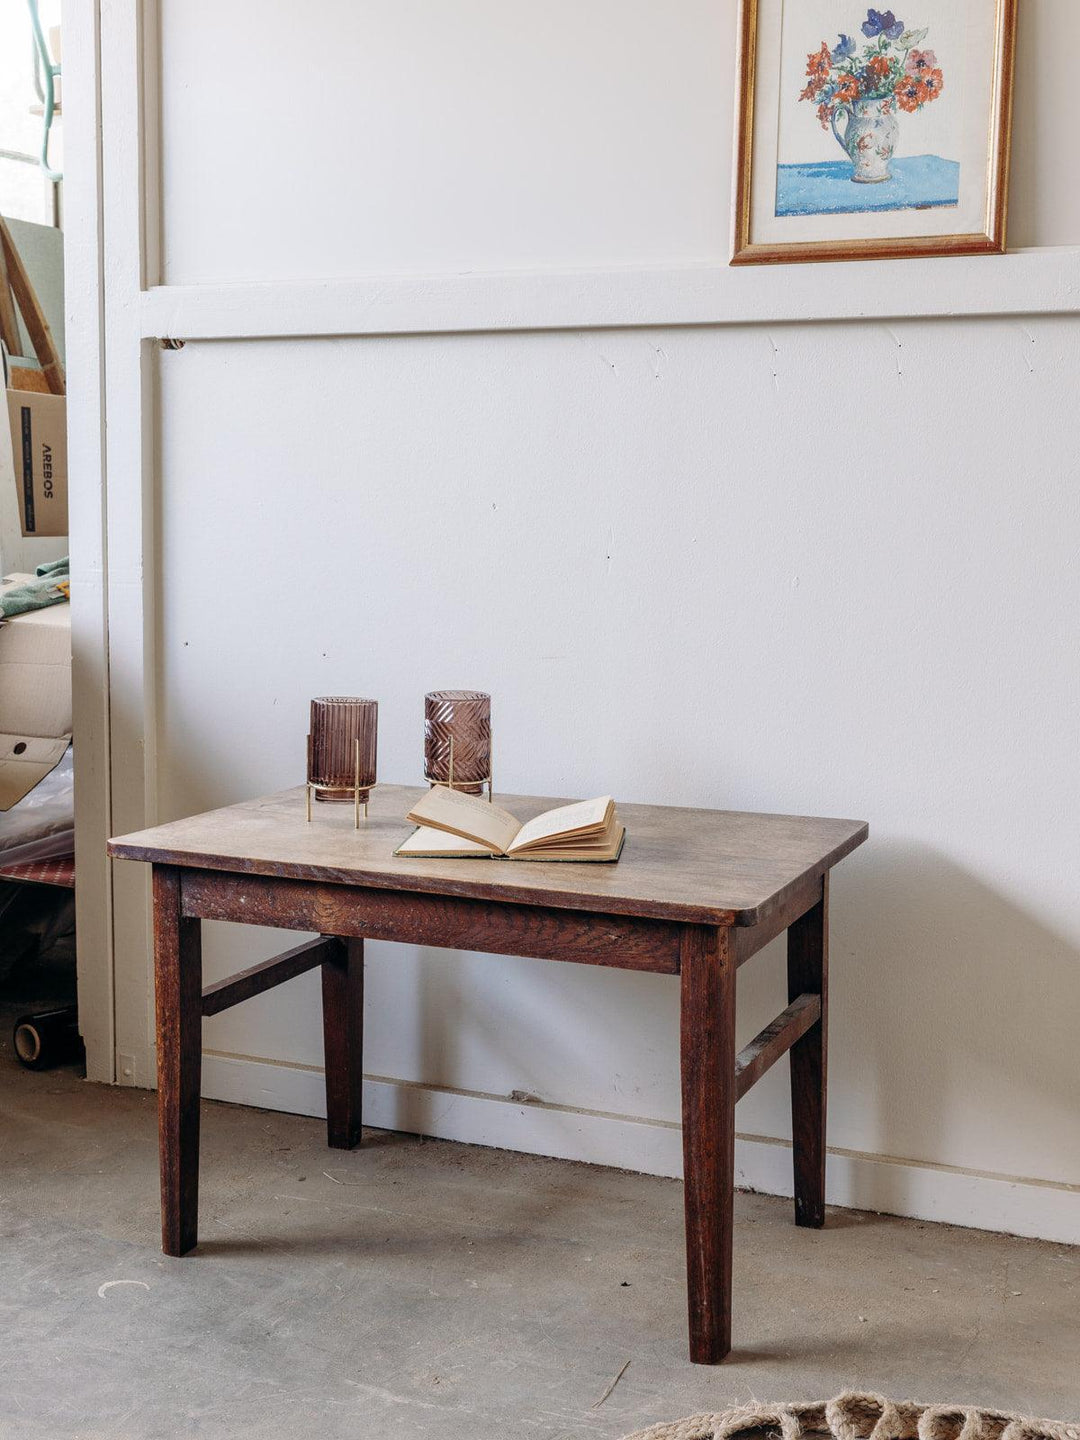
396,826 -> 496,857
509,825 -> 625,864
508,796 -> 614,853
523,822 -> 619,850
405,786 -> 521,855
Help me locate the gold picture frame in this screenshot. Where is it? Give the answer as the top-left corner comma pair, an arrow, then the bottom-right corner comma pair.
732,0 -> 1018,265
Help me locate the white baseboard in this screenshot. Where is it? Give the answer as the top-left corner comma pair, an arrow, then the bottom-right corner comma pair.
201,1052 -> 1080,1247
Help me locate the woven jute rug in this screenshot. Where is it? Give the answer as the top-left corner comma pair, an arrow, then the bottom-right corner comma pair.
621,1391 -> 1080,1440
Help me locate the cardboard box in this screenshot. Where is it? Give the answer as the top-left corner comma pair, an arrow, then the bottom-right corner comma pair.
0,574 -> 71,810
5,379 -> 68,538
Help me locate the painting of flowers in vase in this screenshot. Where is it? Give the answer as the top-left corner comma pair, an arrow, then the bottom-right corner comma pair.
780,9 -> 955,217
732,0 -> 1017,264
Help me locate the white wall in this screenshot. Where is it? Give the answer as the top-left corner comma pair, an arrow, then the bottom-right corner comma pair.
103,1 -> 1080,1242
158,0 -> 730,280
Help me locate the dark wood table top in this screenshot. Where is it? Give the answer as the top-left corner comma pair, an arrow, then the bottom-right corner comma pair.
108,785 -> 867,928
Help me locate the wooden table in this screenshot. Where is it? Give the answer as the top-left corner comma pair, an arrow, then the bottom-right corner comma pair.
108,785 -> 867,1363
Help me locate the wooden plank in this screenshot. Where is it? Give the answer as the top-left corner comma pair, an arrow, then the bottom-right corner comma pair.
110,783 -> 868,928
137,248 -> 1080,345
153,865 -> 202,1257
788,874 -> 829,1229
733,992 -> 821,1102
680,924 -> 736,1364
0,214 -> 65,394
0,232 -> 23,357
180,868 -> 681,974
200,935 -> 334,1016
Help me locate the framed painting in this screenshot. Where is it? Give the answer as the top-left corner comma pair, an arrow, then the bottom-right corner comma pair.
732,1 -> 1017,264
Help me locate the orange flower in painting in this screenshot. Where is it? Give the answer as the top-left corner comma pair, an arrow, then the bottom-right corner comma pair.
862,54 -> 892,90
896,73 -> 926,111
833,74 -> 860,104
921,67 -> 944,101
799,42 -> 832,100
806,41 -> 831,81
816,101 -> 832,130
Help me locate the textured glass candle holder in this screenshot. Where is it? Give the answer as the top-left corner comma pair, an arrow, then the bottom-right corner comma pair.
424,690 -> 492,798
306,696 -> 377,825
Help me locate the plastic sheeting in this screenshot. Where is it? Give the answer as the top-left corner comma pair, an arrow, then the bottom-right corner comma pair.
0,745 -> 73,866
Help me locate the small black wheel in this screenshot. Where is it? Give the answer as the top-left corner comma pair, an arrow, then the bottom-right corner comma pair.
12,1007 -> 83,1071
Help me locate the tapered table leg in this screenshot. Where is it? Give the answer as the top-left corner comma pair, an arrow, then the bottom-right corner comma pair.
680,924 -> 737,1364
788,873 -> 829,1227
153,865 -> 202,1256
321,937 -> 364,1149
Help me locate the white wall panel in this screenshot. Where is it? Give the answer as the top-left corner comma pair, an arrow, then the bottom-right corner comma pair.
156,320 -> 1080,1195
158,1 -> 1078,287
1009,0 -> 1080,248
158,0 -> 729,282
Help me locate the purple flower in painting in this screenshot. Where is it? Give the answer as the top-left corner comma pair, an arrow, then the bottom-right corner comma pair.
862,9 -> 905,40
831,32 -> 857,62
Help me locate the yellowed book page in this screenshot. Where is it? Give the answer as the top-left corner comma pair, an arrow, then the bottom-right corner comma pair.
405,786 -> 521,855
507,796 -> 614,853
524,818 -> 621,851
397,826 -> 496,857
509,827 -> 626,863
537,831 -> 617,850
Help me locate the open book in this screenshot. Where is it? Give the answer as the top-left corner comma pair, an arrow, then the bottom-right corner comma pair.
395,786 -> 625,863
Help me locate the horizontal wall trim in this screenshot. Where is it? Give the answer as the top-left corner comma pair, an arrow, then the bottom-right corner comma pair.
140,248 -> 1080,341
201,1051 -> 1080,1246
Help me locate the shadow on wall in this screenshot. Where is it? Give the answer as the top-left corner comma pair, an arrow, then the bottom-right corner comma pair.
830,840 -> 1079,1189
389,934 -> 677,1116
390,837 -> 1079,1196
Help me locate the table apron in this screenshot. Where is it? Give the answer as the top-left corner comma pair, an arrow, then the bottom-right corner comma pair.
178,868 -> 682,973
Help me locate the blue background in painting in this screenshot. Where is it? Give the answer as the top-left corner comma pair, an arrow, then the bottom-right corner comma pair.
775,155 -> 960,217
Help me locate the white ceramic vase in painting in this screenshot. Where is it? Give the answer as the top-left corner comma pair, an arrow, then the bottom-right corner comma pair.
831,95 -> 899,183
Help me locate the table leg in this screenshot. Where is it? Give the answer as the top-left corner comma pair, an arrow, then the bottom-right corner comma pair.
680,924 -> 736,1364
787,873 -> 829,1228
321,937 -> 364,1149
152,865 -> 202,1256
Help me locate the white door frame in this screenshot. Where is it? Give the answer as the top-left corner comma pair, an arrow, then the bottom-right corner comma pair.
66,0 -> 159,1086
64,0 -> 112,1082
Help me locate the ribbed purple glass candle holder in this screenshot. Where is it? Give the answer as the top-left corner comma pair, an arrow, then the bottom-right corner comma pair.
307,696 -> 377,804
423,690 -> 491,797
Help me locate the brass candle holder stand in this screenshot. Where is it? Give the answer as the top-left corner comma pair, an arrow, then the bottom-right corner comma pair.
306,736 -> 373,829
428,733 -> 494,803
306,695 -> 377,829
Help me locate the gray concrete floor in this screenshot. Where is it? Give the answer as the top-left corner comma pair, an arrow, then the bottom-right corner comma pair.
0,1026 -> 1076,1440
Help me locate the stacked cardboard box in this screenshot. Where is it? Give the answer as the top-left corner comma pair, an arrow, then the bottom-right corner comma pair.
0,574 -> 71,809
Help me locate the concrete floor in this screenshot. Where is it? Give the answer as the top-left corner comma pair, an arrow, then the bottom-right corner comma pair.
0,1027 -> 1076,1440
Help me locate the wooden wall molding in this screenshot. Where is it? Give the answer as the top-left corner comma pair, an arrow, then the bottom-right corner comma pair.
140,247 -> 1080,343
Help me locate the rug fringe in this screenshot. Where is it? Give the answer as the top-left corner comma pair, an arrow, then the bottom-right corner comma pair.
621,1391 -> 1080,1440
